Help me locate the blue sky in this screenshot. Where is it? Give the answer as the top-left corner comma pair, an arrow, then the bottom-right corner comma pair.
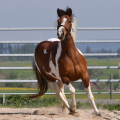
0,0 -> 120,52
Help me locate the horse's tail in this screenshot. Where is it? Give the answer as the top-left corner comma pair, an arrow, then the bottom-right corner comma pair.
28,57 -> 48,99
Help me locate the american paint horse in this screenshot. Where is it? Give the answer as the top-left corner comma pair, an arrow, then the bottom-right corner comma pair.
29,7 -> 101,116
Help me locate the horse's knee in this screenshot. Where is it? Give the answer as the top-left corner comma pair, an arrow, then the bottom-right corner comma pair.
70,86 -> 75,95
67,84 -> 75,95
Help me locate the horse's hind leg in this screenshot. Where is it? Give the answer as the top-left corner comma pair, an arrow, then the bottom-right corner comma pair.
82,73 -> 101,116
49,82 -> 70,112
57,81 -> 69,114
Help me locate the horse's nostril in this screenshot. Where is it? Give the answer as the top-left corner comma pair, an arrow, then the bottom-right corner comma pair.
62,32 -> 64,37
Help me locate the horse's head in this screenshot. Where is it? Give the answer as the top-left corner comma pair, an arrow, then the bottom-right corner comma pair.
57,7 -> 72,41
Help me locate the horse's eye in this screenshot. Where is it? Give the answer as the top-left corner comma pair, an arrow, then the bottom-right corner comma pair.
68,21 -> 71,23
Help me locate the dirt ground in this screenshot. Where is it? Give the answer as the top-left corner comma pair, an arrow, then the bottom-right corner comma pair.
0,107 -> 120,120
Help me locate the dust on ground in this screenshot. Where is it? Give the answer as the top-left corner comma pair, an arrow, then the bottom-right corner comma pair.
0,107 -> 120,120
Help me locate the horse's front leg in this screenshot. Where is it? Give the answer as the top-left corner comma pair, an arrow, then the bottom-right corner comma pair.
62,77 -> 76,112
85,83 -> 101,116
82,73 -> 101,116
65,83 -> 76,112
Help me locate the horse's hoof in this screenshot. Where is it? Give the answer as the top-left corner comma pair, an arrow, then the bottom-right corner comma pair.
69,108 -> 76,113
95,112 -> 101,116
97,112 -> 101,116
69,111 -> 80,116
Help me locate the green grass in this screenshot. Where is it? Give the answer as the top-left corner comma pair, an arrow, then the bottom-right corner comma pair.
0,61 -> 32,67
86,58 -> 120,66
87,58 -> 120,79
0,58 -> 120,80
76,101 -> 120,111
0,95 -> 61,108
0,95 -> 120,111
1,70 -> 35,80
0,58 -> 120,100
0,88 -> 120,99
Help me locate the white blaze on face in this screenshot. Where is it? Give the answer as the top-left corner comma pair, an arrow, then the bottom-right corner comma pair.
58,18 -> 67,36
61,17 -> 67,25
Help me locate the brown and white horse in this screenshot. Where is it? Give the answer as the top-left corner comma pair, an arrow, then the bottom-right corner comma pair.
29,7 -> 101,116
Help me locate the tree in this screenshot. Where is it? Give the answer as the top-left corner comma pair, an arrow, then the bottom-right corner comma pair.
117,48 -> 120,53
0,44 -> 4,53
86,46 -> 91,53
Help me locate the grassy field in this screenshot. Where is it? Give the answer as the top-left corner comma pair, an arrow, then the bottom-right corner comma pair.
87,58 -> 120,79
0,58 -> 120,99
0,87 -> 120,99
87,58 -> 120,66
0,95 -> 120,111
0,58 -> 120,79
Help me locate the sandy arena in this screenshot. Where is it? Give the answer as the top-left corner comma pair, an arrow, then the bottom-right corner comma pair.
0,107 -> 120,120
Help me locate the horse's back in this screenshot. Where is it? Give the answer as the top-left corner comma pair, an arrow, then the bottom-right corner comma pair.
36,39 -> 59,52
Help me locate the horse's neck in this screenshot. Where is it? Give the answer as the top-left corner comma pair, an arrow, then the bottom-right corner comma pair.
61,33 -> 76,56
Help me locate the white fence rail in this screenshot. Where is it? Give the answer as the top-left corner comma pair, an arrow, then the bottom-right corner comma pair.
0,79 -> 120,105
0,40 -> 120,44
0,79 -> 120,83
0,66 -> 120,70
0,27 -> 120,31
0,53 -> 120,57
0,27 -> 120,105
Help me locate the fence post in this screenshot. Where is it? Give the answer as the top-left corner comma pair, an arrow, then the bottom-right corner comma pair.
3,94 -> 5,105
110,74 -> 113,99
119,63 -> 120,89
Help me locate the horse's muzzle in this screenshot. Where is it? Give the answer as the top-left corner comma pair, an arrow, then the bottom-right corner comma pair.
57,31 -> 64,40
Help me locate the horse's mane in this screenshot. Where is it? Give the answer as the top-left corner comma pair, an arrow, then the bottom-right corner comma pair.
71,14 -> 77,43
58,7 -> 77,42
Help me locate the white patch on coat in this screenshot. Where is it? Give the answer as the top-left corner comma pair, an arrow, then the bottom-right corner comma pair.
76,47 -> 83,56
44,49 -> 47,54
55,42 -> 62,80
44,42 -> 62,80
44,51 -> 57,78
48,38 -> 60,42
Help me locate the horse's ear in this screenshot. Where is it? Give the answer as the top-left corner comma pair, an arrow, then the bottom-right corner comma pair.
57,8 -> 61,17
67,8 -> 72,17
